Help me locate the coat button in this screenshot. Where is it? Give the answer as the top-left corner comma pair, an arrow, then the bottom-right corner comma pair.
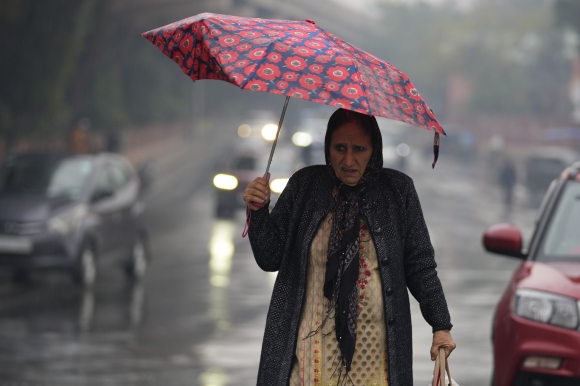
385,287 -> 393,295
381,257 -> 389,265
388,317 -> 395,325
373,227 -> 381,234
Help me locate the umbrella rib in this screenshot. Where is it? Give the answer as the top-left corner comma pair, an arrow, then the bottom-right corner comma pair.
315,26 -> 372,116
349,57 -> 372,116
238,39 -> 280,90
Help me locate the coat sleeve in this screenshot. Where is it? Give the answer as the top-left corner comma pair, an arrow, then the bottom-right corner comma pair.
247,172 -> 298,272
402,178 -> 453,333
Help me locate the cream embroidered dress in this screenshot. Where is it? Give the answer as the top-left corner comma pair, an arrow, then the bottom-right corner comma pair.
289,214 -> 389,386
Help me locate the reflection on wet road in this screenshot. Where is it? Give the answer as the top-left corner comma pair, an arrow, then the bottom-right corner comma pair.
0,149 -> 537,386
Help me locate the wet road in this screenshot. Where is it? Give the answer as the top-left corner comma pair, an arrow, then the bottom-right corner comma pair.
0,138 -> 537,386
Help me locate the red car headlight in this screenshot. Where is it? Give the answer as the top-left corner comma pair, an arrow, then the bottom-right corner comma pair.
514,289 -> 579,330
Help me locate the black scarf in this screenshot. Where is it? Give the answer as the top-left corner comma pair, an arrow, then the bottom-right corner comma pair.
323,114 -> 383,373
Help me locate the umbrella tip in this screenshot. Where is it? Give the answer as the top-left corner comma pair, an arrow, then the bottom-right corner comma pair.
305,19 -> 316,24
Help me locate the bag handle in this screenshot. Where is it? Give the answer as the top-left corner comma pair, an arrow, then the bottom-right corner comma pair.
432,347 -> 452,386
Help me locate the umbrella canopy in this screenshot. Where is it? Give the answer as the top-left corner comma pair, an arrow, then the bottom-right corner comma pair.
141,13 -> 446,136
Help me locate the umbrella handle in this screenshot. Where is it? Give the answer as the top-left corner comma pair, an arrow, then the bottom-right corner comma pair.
243,97 -> 291,237
247,97 -> 290,210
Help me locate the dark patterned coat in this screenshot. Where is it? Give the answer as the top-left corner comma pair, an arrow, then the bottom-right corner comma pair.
248,165 -> 452,386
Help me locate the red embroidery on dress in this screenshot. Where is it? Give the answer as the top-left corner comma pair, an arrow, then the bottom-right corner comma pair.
357,278 -> 368,289
359,257 -> 368,269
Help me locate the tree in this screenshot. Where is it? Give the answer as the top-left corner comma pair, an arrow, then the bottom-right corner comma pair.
369,0 -> 569,119
0,0 -> 191,149
0,0 -> 100,147
555,0 -> 580,49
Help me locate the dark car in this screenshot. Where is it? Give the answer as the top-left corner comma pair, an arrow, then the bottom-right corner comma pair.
525,147 -> 578,206
0,153 -> 149,286
212,146 -> 299,218
483,162 -> 580,386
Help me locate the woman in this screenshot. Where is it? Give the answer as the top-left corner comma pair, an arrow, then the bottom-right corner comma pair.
244,109 -> 455,386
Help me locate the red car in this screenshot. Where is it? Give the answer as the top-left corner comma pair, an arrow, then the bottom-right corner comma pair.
483,162 -> 580,386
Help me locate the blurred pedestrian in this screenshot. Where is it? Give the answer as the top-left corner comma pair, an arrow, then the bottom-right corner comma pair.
499,158 -> 517,210
105,127 -> 122,153
244,108 -> 455,386
67,119 -> 92,154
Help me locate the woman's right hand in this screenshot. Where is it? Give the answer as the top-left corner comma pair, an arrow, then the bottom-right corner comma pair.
244,173 -> 271,211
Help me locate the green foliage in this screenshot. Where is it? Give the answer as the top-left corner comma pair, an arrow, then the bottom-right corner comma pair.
0,0 -> 86,143
0,0 -> 191,145
555,0 -> 580,44
368,0 -> 570,118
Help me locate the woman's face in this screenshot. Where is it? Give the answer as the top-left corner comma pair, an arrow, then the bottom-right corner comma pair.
328,121 -> 373,186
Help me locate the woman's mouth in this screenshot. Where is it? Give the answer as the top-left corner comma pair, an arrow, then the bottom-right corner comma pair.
342,167 -> 358,175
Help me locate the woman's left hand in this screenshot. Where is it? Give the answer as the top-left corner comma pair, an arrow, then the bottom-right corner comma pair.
430,329 -> 456,360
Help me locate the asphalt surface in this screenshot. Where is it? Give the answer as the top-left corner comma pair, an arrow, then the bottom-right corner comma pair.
0,131 -> 537,386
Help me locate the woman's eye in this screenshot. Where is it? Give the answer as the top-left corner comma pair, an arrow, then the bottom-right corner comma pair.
335,145 -> 345,151
355,146 -> 365,152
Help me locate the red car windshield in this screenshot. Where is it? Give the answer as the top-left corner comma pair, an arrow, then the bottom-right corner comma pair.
538,181 -> 580,262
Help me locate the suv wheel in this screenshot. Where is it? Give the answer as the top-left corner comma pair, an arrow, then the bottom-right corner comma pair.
73,244 -> 97,287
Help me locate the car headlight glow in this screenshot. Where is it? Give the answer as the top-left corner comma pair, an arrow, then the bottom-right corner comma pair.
261,124 -> 278,141
270,178 -> 289,194
237,124 -> 251,138
292,132 -> 312,147
213,174 -> 238,190
514,289 -> 579,330
523,356 -> 562,370
47,204 -> 88,235
396,143 -> 411,157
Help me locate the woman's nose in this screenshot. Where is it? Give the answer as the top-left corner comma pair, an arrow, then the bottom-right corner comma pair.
344,150 -> 355,165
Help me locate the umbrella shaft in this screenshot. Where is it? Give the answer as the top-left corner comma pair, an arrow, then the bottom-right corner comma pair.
264,96 -> 291,179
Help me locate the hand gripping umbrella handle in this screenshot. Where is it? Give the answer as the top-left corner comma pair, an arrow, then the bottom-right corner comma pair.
244,96 -> 291,237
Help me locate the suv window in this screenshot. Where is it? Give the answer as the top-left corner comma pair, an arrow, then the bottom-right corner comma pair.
95,165 -> 116,195
109,163 -> 129,190
0,156 -> 92,200
538,181 -> 580,261
95,162 -> 130,195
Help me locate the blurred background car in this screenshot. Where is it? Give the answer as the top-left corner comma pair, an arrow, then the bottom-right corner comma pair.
291,113 -> 327,167
483,162 -> 580,386
235,109 -> 281,146
0,153 -> 150,286
380,124 -> 412,172
212,145 -> 300,218
525,146 -> 579,206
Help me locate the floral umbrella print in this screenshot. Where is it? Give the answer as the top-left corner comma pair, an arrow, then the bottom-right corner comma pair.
142,13 -> 445,166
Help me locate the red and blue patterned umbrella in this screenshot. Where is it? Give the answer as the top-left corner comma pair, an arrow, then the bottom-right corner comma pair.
142,13 -> 444,167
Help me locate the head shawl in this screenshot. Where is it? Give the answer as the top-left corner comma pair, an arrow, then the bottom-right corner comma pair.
323,108 -> 383,373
